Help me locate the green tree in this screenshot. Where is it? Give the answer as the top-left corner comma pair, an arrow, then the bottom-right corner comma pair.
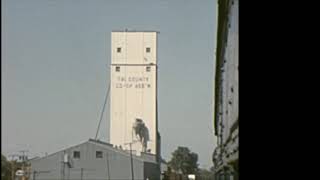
168,147 -> 199,175
1,154 -> 11,180
1,155 -> 26,180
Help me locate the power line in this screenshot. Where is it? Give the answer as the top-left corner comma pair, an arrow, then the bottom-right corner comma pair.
95,82 -> 111,140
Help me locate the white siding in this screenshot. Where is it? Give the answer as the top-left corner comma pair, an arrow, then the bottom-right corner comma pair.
110,32 -> 158,155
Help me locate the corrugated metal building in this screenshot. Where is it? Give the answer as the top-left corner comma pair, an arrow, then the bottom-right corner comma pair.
29,139 -> 160,180
212,0 -> 238,180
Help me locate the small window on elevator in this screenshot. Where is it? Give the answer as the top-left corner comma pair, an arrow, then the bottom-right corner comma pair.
146,66 -> 151,72
116,66 -> 120,72
146,47 -> 151,53
117,47 -> 121,53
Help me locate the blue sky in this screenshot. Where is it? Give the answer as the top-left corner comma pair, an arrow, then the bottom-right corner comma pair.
2,0 -> 217,168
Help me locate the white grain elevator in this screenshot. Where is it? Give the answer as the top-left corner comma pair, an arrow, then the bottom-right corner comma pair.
110,30 -> 160,157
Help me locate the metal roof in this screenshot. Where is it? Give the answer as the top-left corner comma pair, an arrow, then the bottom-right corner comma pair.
30,139 -> 158,164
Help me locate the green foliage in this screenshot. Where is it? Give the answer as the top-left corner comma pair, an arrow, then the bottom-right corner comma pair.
1,154 -> 26,180
1,154 -> 11,180
168,147 -> 199,175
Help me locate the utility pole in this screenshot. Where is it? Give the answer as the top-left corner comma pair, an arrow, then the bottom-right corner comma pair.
124,142 -> 136,180
33,171 -> 36,180
19,150 -> 29,178
106,152 -> 111,180
129,143 -> 135,180
60,161 -> 65,180
80,168 -> 83,180
124,140 -> 139,180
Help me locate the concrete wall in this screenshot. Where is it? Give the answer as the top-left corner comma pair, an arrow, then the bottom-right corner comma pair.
30,140 -> 158,180
213,0 -> 238,179
221,0 -> 238,146
110,31 -> 158,155
215,0 -> 238,152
